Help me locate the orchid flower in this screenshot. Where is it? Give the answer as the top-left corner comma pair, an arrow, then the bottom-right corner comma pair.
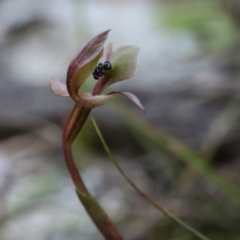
49,29 -> 144,111
48,30 -> 143,240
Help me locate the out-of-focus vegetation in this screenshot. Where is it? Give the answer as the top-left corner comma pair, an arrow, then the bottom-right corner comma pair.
161,0 -> 239,52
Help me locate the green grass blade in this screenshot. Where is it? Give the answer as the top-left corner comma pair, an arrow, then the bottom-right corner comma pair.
92,118 -> 211,240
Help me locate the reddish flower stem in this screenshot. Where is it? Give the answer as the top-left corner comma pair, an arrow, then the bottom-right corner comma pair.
62,104 -> 124,240
63,105 -> 90,192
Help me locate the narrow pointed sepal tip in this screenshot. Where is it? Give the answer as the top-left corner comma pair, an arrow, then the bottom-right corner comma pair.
108,91 -> 145,112
106,42 -> 113,61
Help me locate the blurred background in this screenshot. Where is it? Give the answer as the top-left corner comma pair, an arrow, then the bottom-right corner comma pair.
1,0 -> 240,239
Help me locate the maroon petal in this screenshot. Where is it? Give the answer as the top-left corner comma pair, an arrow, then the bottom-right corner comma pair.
66,30 -> 110,101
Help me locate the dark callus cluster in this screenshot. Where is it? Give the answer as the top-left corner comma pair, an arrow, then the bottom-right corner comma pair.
93,61 -> 112,80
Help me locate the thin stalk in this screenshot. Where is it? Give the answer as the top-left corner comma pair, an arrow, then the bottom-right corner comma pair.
63,104 -> 124,240
63,105 -> 90,192
92,118 -> 211,240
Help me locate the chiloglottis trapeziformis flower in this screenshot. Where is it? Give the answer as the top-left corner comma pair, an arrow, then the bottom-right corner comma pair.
49,30 -> 144,111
